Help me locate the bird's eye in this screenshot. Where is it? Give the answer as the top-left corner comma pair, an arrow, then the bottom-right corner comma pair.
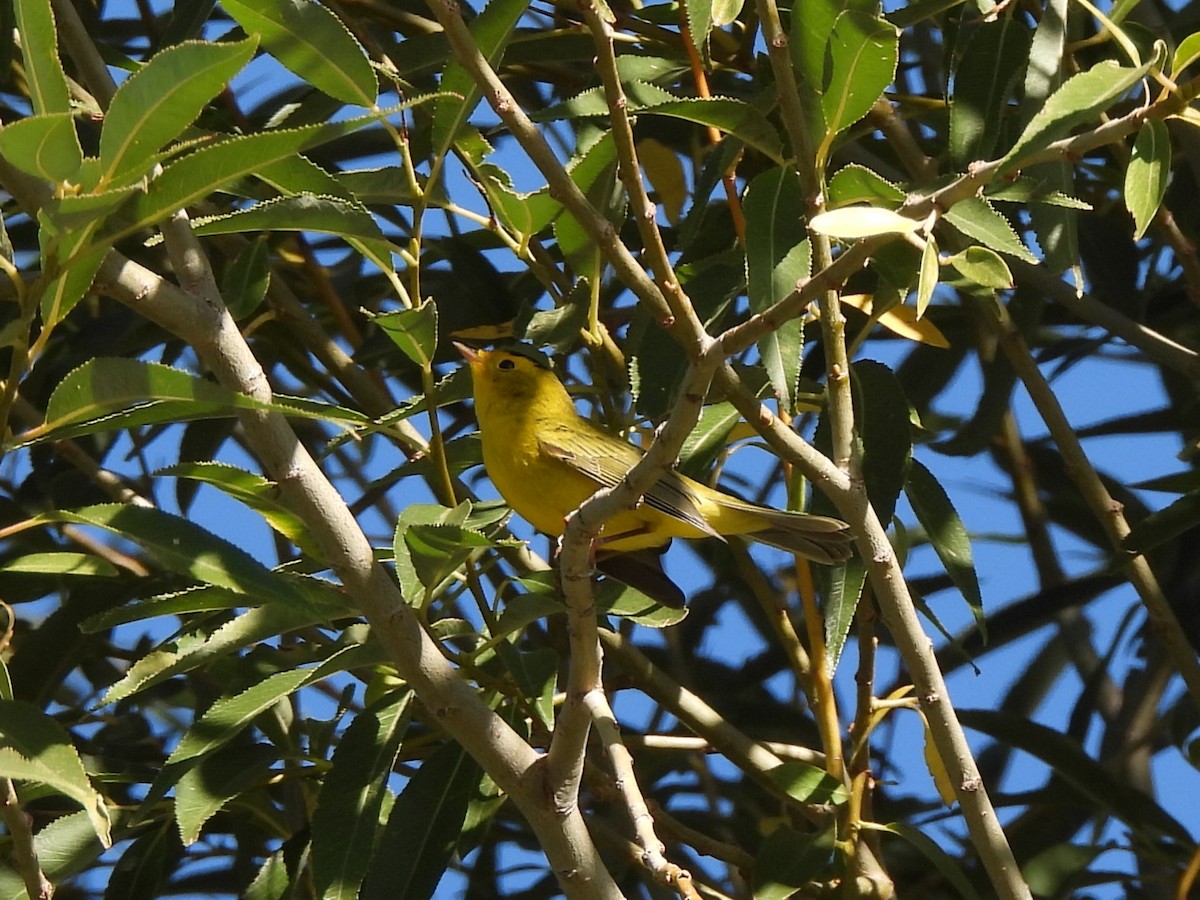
498,358 -> 516,370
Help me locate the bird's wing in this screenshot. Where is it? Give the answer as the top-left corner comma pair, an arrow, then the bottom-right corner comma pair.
538,426 -> 723,540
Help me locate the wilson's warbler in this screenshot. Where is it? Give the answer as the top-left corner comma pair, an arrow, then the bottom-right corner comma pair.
457,344 -> 853,565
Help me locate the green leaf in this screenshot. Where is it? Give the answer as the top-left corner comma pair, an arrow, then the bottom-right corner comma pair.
744,167 -> 807,411
360,741 -> 483,900
14,0 -> 71,114
1122,491 -> 1200,554
190,193 -> 395,275
821,12 -> 899,137
0,700 -> 111,847
432,0 -> 526,157
752,825 -> 835,899
684,0 -> 715,64
0,552 -> 120,577
97,595 -> 341,706
176,743 -> 279,845
943,195 -> 1037,263
244,852 -> 290,900
1171,31 -> 1200,77
864,822 -> 985,900
766,761 -> 848,805
126,99 -> 439,234
999,58 -> 1152,171
222,234 -> 271,319
905,459 -> 985,639
157,461 -> 320,558
313,690 -> 413,900
99,38 -> 258,187
827,163 -> 905,207
496,644 -> 558,730
40,504 -> 308,606
33,357 -> 261,439
852,360 -> 912,524
0,113 -> 83,181
678,401 -> 742,477
949,18 -> 1032,163
221,0 -> 376,105
542,83 -> 784,164
104,824 -> 181,900
1125,119 -> 1170,240
946,245 -> 1014,290
821,556 -> 868,672
915,234 -> 939,318
372,300 -> 439,369
810,206 -> 919,237
166,635 -> 380,766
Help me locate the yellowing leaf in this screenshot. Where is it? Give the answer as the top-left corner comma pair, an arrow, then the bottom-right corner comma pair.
637,138 -> 687,225
810,206 -> 919,238
916,236 -> 939,319
839,293 -> 950,348
449,323 -> 514,341
922,717 -> 958,806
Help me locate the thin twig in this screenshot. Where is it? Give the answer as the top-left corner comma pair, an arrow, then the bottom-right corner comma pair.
0,778 -> 52,900
990,301 -> 1200,709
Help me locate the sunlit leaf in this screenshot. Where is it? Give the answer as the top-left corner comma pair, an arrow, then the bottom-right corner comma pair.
1125,119 -> 1170,239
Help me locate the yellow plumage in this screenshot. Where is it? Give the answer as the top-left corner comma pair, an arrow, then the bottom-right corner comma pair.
457,344 -> 853,564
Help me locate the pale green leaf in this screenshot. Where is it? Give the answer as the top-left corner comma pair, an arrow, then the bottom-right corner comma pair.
1125,119 -> 1170,239
1171,31 -> 1200,77
221,0 -> 376,105
0,552 -> 119,577
916,235 -> 939,319
753,826 -> 835,900
99,38 -> 258,187
14,0 -> 71,114
810,205 -> 918,237
41,504 -> 308,607
827,163 -> 905,207
0,113 -> 82,181
947,246 -> 1014,289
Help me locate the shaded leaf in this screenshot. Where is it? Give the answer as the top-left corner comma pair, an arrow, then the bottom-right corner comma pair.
949,19 -> 1032,163
852,360 -> 912,525
312,690 -> 413,900
359,741 -> 483,900
905,459 -> 985,638
752,825 -> 835,900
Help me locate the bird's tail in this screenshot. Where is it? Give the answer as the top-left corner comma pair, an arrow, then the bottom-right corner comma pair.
718,501 -> 854,563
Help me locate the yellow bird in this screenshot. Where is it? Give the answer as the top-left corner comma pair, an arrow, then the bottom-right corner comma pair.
456,344 -> 853,567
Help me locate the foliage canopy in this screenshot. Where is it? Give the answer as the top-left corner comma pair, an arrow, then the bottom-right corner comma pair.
0,0 -> 1199,896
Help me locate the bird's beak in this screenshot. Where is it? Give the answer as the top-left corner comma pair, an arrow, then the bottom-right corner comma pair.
452,341 -> 481,365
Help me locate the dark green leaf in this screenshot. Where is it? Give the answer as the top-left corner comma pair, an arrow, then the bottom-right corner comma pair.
313,690 -> 413,900
744,167 -> 807,411
360,741 -> 483,900
766,761 -> 848,805
852,360 -> 912,524
752,825 -> 835,899
905,459 -> 985,639
949,19 -> 1032,163
176,743 -> 279,845
822,12 -> 899,138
